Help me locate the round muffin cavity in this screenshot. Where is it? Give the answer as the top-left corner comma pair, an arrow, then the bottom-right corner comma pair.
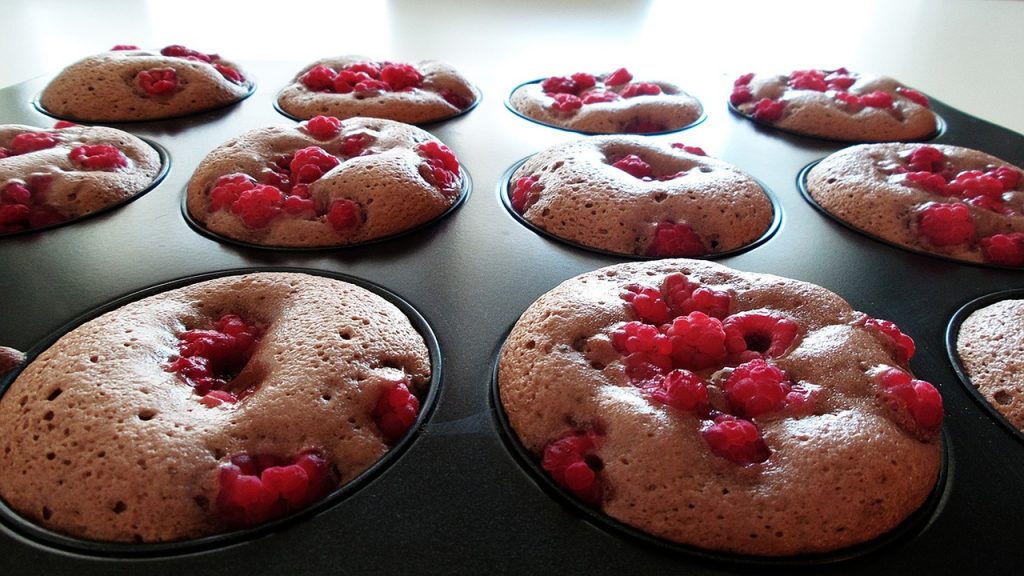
509,67 -> 702,134
277,56 -> 478,124
497,259 -> 943,556
186,116 -> 464,247
1,123 -> 162,233
955,298 -> 1024,432
730,68 -> 937,141
0,272 -> 432,543
508,137 -> 774,257
39,44 -> 252,122
805,143 -> 1024,266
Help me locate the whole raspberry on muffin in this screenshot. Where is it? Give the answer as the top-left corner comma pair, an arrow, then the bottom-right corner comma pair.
0,272 -> 431,542
1,123 -> 162,234
508,137 -> 773,257
39,44 -> 252,121
730,68 -> 936,141
277,56 -> 478,124
955,298 -> 1024,432
509,67 -> 702,134
498,259 -> 943,556
186,116 -> 464,247
805,143 -> 1024,266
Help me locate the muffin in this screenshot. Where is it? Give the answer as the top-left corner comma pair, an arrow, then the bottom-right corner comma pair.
186,116 -> 464,247
509,67 -> 703,134
730,68 -> 937,141
498,259 -> 943,556
805,143 -> 1024,266
277,56 -> 478,123
955,298 -> 1024,431
39,44 -> 252,122
0,123 -> 162,233
0,272 -> 431,542
508,137 -> 774,257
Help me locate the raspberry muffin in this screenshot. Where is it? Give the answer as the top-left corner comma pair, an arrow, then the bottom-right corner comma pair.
1,122 -> 163,234
509,67 -> 703,134
0,272 -> 431,542
730,68 -> 937,141
508,138 -> 774,257
277,57 -> 478,124
39,44 -> 251,122
805,143 -> 1024,266
498,259 -> 943,556
186,116 -> 464,247
954,298 -> 1024,432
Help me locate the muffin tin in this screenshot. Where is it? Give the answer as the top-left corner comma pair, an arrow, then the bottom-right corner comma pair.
1,59 -> 1023,575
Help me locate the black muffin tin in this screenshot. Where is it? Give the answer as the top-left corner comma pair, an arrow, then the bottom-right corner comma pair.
1,61 -> 1023,575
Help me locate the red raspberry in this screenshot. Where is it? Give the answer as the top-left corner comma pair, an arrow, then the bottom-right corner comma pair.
571,72 -> 597,91
859,90 -> 894,108
209,174 -> 256,212
69,145 -> 129,171
332,70 -> 373,94
620,284 -> 671,325
290,146 -> 340,184
620,82 -> 662,98
510,174 -> 543,214
662,273 -> 731,319
906,146 -> 946,173
647,369 -> 709,413
723,359 -> 791,417
550,93 -> 583,112
966,194 -> 1012,215
702,415 -> 770,465
916,202 -> 974,246
439,89 -> 472,109
751,98 -> 785,123
729,85 -> 753,106
10,132 -> 59,155
2,182 -> 33,205
646,221 -> 707,258
419,141 -> 460,173
214,63 -> 245,84
300,65 -> 338,92
282,195 -> 315,216
541,75 -> 578,95
980,233 -> 1024,266
722,311 -> 799,363
988,166 -> 1021,191
372,380 -> 421,442
340,133 -> 374,157
111,44 -> 140,51
344,62 -> 381,78
876,368 -> 944,433
418,141 -> 461,192
896,86 -> 930,108
947,170 -> 1004,201
161,44 -> 214,62
326,199 -> 364,231
168,313 -> 261,398
611,321 -> 671,357
670,143 -> 707,156
303,115 -> 343,140
354,78 -> 390,95
863,318 -> 916,364
664,312 -> 727,370
789,69 -> 827,92
199,390 -> 237,408
541,432 -> 603,504
581,90 -> 621,104
734,73 -> 755,87
380,63 -> 423,91
231,184 -> 285,228
904,171 -> 948,194
215,450 -> 335,527
824,69 -> 856,90
53,120 -> 78,129
611,154 -> 653,179
0,204 -> 31,228
136,68 -> 178,96
605,67 -> 633,86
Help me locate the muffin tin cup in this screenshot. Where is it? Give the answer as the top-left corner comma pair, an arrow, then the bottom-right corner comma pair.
272,84 -> 484,125
946,289 -> 1024,445
489,337 -> 954,567
0,266 -> 443,558
505,78 -> 707,136
0,137 -> 170,238
796,160 -> 1023,270
180,170 -> 472,251
499,155 -> 781,260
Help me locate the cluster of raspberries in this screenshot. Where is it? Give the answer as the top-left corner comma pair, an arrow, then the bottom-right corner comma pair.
112,44 -> 247,97
299,60 -> 471,109
540,67 -> 664,113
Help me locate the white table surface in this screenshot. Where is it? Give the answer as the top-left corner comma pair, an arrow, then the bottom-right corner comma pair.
0,0 -> 1022,135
